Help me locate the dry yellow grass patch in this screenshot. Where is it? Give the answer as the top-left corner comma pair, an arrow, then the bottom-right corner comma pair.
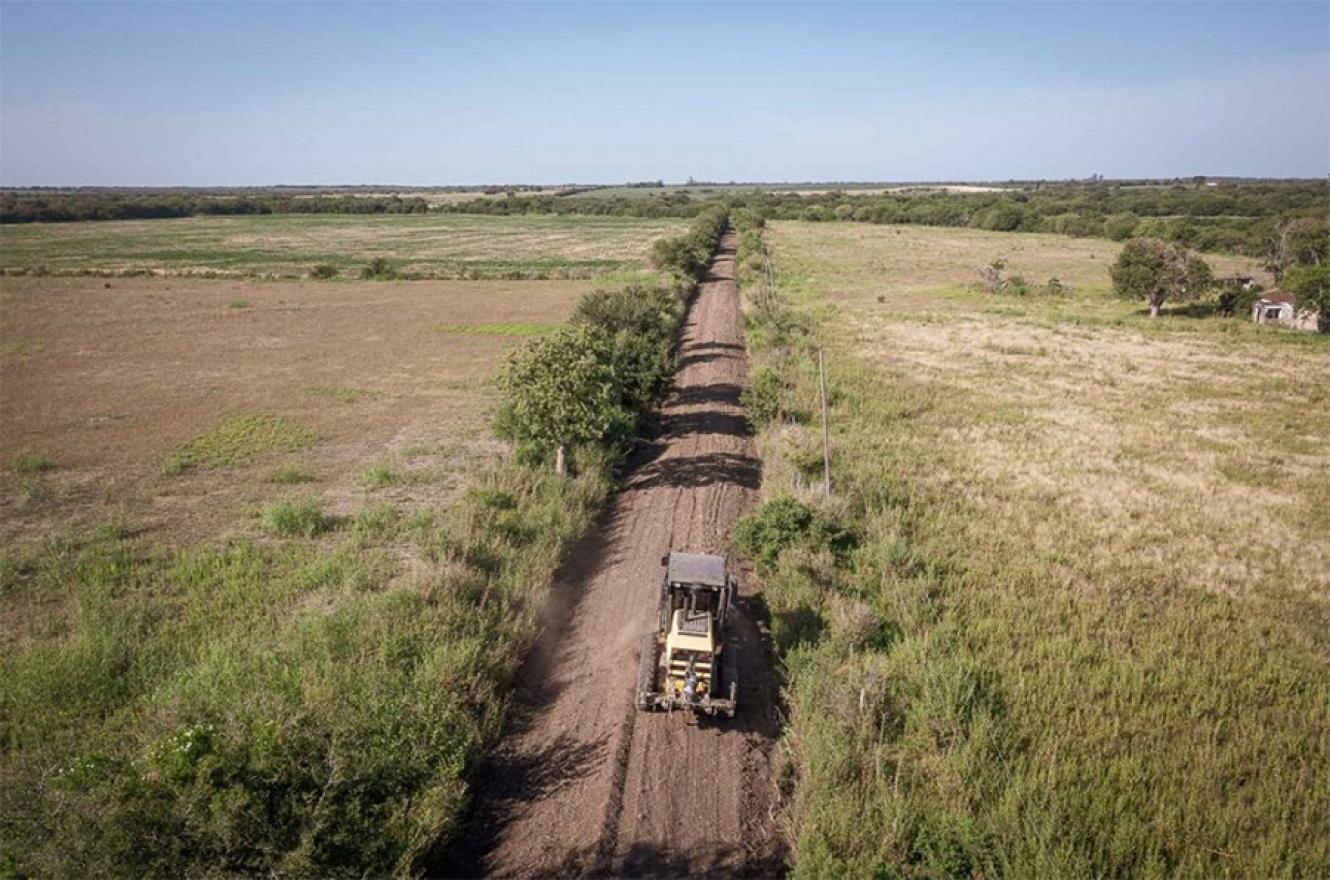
771,221 -> 1329,598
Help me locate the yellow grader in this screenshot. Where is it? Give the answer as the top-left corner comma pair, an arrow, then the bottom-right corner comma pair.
635,551 -> 739,718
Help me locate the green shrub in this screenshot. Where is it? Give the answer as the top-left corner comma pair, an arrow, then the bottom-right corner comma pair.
1104,213 -> 1140,241
741,366 -> 785,429
363,465 -> 404,489
262,499 -> 335,537
9,452 -> 54,475
269,465 -> 314,484
733,496 -> 853,573
360,257 -> 398,280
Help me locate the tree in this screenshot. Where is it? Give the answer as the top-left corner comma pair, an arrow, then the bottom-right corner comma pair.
1265,217 -> 1329,280
1110,237 -> 1212,317
1286,264 -> 1330,333
497,325 -> 634,474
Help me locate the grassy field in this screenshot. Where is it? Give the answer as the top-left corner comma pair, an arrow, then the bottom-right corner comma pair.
0,212 -> 684,280
740,222 -> 1330,877
0,213 -> 636,872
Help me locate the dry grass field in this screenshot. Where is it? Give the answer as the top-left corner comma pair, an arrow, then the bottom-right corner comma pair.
0,212 -> 684,279
769,222 -> 1326,595
1,275 -> 593,553
749,221 -> 1330,877
0,213 -> 646,875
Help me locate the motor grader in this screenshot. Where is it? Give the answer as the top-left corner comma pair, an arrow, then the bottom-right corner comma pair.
635,551 -> 738,718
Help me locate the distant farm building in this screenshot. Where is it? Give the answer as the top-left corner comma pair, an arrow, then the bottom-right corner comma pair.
1251,290 -> 1319,332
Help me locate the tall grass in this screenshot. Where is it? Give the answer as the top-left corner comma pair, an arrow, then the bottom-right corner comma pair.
735,223 -> 1330,877
0,461 -> 611,876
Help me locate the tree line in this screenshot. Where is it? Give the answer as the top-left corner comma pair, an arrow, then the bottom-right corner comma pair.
442,180 -> 1328,259
0,192 -> 430,223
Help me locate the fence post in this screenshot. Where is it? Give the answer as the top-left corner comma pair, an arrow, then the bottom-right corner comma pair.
818,347 -> 831,495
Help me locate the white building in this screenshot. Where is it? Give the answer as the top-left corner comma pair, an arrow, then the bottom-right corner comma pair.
1252,291 -> 1319,331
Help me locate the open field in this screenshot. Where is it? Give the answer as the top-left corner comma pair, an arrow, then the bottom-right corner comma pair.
0,264 -> 615,874
0,213 -> 685,280
0,209 -> 740,877
745,221 -> 1330,876
1,275 -> 594,551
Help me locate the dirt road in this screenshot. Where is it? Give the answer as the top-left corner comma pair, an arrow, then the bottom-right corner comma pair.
449,233 -> 784,877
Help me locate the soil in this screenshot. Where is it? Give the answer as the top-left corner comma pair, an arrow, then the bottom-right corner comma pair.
447,234 -> 785,877
0,276 -> 589,551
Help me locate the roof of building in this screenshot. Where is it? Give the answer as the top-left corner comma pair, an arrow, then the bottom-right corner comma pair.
666,551 -> 728,587
1258,289 -> 1296,305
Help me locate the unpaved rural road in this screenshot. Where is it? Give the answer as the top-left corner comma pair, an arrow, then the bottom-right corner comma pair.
447,233 -> 784,877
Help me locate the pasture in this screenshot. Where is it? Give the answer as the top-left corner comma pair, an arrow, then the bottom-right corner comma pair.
0,212 -> 640,874
1,274 -> 594,551
750,221 -> 1330,876
0,212 -> 684,280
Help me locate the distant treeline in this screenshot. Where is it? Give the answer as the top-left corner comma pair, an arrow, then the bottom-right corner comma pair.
0,193 -> 431,223
445,180 -> 1330,257
439,190 -> 712,219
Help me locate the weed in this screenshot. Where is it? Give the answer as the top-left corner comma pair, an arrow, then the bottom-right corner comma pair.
261,499 -> 336,537
9,453 -> 54,475
437,322 -> 557,337
228,299 -> 250,309
164,414 -> 318,474
362,465 -> 404,489
304,385 -> 373,404
352,504 -> 400,540
269,465 -> 315,485
360,257 -> 399,280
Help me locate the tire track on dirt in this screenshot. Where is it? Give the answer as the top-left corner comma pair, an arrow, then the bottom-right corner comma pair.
446,232 -> 784,878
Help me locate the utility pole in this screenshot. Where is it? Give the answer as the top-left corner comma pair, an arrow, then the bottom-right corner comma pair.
818,347 -> 831,495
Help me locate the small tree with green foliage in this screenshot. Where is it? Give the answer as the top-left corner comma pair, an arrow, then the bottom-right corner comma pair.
1286,264 -> 1330,333
1110,237 -> 1213,318
497,325 -> 634,474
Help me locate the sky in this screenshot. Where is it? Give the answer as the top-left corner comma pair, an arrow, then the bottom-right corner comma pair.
1,1 -> 1327,185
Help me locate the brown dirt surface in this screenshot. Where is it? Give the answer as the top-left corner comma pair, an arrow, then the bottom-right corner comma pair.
446,234 -> 785,878
0,276 -> 590,551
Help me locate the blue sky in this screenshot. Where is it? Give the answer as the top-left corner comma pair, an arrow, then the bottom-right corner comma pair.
1,1 -> 1326,185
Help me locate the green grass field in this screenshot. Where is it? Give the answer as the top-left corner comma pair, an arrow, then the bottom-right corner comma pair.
741,221 -> 1330,878
0,212 -> 685,280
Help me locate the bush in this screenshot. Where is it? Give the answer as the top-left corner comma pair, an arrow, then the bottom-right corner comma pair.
733,496 -> 854,573
9,452 -> 55,475
262,499 -> 336,537
1215,280 -> 1261,317
269,465 -> 314,485
309,263 -> 338,279
1104,213 -> 1140,241
741,366 -> 785,429
360,257 -> 399,280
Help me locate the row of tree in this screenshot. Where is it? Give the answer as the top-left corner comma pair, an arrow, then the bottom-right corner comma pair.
0,193 -> 430,223
440,181 -> 1327,259
496,207 -> 730,473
